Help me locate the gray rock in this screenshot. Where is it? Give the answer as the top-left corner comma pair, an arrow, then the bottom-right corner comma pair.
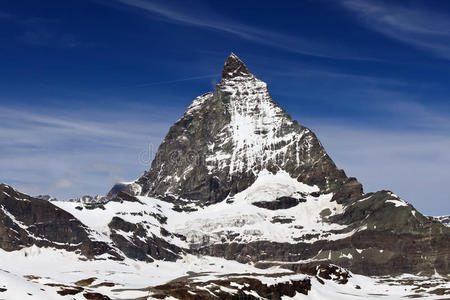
0,184 -> 121,260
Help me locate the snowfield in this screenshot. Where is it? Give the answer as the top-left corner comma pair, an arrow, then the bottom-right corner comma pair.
165,170 -> 353,246
1,246 -> 449,300
52,170 -> 357,254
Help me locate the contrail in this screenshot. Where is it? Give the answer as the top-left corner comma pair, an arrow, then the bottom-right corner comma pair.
123,74 -> 219,89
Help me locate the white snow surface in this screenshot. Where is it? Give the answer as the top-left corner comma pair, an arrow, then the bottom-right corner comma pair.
33,170 -> 374,297
53,193 -> 185,248
52,170 -> 353,252
1,246 -> 449,300
385,199 -> 408,207
0,246 -> 284,300
165,170 -> 353,246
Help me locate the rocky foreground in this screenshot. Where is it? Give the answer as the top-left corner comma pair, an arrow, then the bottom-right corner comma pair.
1,245 -> 450,300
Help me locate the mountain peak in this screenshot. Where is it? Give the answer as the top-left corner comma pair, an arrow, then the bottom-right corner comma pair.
136,54 -> 362,205
222,53 -> 252,79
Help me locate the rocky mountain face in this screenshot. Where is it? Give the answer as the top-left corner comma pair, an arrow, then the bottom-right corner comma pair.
0,184 -> 118,258
135,53 -> 362,206
1,53 -> 450,291
0,184 -> 183,263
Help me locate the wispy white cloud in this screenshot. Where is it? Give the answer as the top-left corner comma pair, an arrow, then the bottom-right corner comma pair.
53,178 -> 74,189
339,0 -> 450,59
123,74 -> 220,89
0,105 -> 173,199
271,67 -> 407,88
110,0 -> 374,61
380,100 -> 450,132
92,163 -> 124,183
0,106 -> 162,146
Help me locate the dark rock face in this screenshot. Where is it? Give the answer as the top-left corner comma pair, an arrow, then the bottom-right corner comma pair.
150,273 -> 311,300
137,53 -> 362,206
222,52 -> 252,79
0,184 -> 119,259
299,264 -> 350,284
0,184 -> 183,262
106,182 -> 128,198
148,264 -> 349,299
106,181 -> 142,198
108,216 -> 182,262
271,216 -> 295,224
253,196 -> 306,210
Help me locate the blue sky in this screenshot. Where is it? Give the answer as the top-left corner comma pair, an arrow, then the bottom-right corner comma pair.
1,0 -> 450,215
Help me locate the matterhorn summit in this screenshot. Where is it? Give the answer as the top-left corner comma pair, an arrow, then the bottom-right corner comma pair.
222,52 -> 252,79
135,53 -> 361,207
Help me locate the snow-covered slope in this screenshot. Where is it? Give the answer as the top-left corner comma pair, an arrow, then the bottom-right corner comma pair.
1,246 -> 450,300
52,170 -> 350,252
163,170 -> 351,247
206,66 -> 306,175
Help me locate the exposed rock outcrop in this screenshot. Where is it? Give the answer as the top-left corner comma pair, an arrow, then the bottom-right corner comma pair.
0,184 -> 120,259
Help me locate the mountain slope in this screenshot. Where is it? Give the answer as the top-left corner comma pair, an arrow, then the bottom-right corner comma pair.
0,184 -> 119,259
0,184 -> 184,263
4,246 -> 450,300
